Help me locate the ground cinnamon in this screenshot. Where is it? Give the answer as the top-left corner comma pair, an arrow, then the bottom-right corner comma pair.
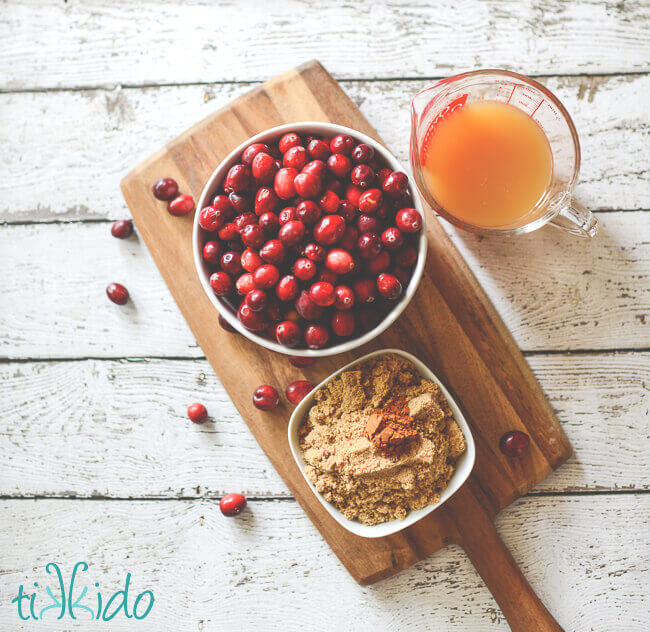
364,398 -> 420,457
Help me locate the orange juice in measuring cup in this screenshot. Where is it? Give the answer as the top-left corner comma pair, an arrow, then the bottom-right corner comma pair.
410,70 -> 597,237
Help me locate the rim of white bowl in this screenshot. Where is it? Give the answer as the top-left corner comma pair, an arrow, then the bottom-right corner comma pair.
193,122 -> 428,357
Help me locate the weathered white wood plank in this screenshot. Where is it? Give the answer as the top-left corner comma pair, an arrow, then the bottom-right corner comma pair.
0,215 -> 647,358
0,354 -> 647,497
2,1 -> 649,91
1,74 -> 648,222
0,496 -> 647,630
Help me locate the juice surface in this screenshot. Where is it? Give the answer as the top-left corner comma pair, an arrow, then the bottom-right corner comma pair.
422,100 -> 553,228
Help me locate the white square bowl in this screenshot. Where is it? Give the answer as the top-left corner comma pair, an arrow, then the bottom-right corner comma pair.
287,349 -> 476,538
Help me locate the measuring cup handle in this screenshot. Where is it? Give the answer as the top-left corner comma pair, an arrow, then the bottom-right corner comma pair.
548,198 -> 598,238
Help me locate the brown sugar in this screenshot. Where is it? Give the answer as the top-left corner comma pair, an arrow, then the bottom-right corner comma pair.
298,354 -> 467,525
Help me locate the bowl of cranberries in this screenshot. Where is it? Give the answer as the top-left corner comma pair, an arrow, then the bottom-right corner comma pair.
193,122 -> 427,356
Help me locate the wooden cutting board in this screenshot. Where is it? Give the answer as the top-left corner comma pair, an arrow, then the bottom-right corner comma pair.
122,61 -> 571,631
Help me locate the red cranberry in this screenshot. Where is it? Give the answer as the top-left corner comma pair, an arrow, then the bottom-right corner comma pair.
187,402 -> 208,423
242,142 -> 270,166
295,291 -> 324,320
275,320 -> 302,347
152,177 -> 179,201
283,146 -> 309,171
500,431 -> 531,457
351,164 -> 375,188
327,153 -> 352,178
278,206 -> 296,225
318,269 -> 338,285
392,266 -> 410,287
326,249 -> 355,275
286,380 -> 314,405
254,186 -> 279,215
265,298 -> 282,322
396,208 -> 423,233
245,289 -> 268,312
234,212 -> 257,233
318,190 -> 339,214
382,226 -> 404,250
237,302 -> 270,331
376,201 -> 392,220
338,200 -> 356,223
307,139 -> 330,161
251,152 -> 278,184
218,222 -> 239,241
279,132 -> 302,154
225,164 -> 252,193
198,206 -> 224,231
220,493 -> 247,516
377,273 -> 402,300
228,192 -> 252,214
326,177 -> 344,196
258,211 -> 279,234
357,232 -> 382,259
376,168 -> 392,189
111,219 -> 133,239
354,278 -> 377,304
221,251 -> 243,276
236,273 -> 255,295
382,171 -> 409,198
253,264 -> 280,289
203,240 -> 221,265
240,248 -> 263,272
304,324 -> 329,349
253,385 -> 280,411
239,224 -> 264,249
210,271 -> 233,296
330,134 -> 354,155
334,285 -> 355,310
302,159 -> 327,180
260,239 -> 286,265
167,194 -> 195,216
351,143 -> 375,164
276,275 -> 299,301
274,167 -> 299,199
218,314 -> 237,333
212,193 -> 234,216
313,214 -> 345,245
303,242 -> 326,262
292,257 -> 317,281
294,172 -> 322,199
345,184 -> 363,208
339,225 -> 359,251
357,214 -> 381,234
279,219 -> 306,247
288,355 -> 316,367
309,281 -> 336,307
395,245 -> 418,268
106,282 -> 129,305
295,200 -> 321,226
366,250 -> 391,275
332,310 -> 355,336
358,188 -> 383,214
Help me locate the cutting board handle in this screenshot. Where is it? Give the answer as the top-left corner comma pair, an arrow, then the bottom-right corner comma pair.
447,484 -> 564,632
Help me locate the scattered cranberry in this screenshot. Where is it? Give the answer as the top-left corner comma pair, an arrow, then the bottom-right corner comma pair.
351,143 -> 375,164
332,310 -> 355,336
302,159 -> 327,180
279,132 -> 302,154
152,177 -> 179,201
236,273 -> 255,295
212,194 -> 234,216
237,302 -> 270,331
167,194 -> 195,216
500,431 -> 531,457
240,248 -> 263,272
279,220 -> 306,247
304,242 -> 326,262
251,152 -> 278,184
221,251 -> 243,276
111,219 -> 133,239
305,324 -> 329,349
242,143 -> 270,166
295,291 -> 324,320
338,200 -> 356,223
334,284 -> 355,310
218,314 -> 237,333
106,282 -> 129,305
294,172 -> 322,199
357,232 -> 382,259
288,355 -> 316,367
225,164 -> 252,193
203,241 -> 221,265
260,239 -> 286,265
241,224 -> 265,249
307,139 -> 330,161
358,188 -> 383,214
295,201 -> 321,226
283,146 -> 309,171
286,380 -> 314,405
330,134 -> 354,155
234,212 -> 257,233
198,206 -> 225,231
318,190 -> 339,214
354,278 -> 377,304
276,275 -> 299,301
274,167 -> 298,199
254,186 -> 279,215
357,214 -> 382,234
396,208 -> 423,233
377,273 -> 403,300
382,171 -> 409,198
278,206 -> 295,225
309,281 -> 336,307
292,257 -> 317,281
253,385 -> 280,411
275,320 -> 302,347
382,226 -> 404,250
229,192 -> 251,214
210,271 -> 232,296
325,248 -> 355,275
313,214 -> 345,245
253,264 -> 280,290
218,222 -> 238,241
351,164 -> 375,188
245,289 -> 268,312
220,493 -> 247,517
327,153 -> 352,178
259,211 -> 279,234
187,402 -> 207,423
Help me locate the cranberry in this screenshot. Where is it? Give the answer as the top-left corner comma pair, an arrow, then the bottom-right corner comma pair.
278,206 -> 296,224
187,402 -> 208,423
225,164 -> 252,193
279,132 -> 302,154
327,153 -> 352,178
357,232 -> 382,259
326,177 -> 344,196
275,320 -> 302,347
203,240 -> 221,265
260,239 -> 286,265
339,225 -> 359,251
237,302 -> 270,331
295,200 -> 321,226
334,284 -> 355,310
303,242 -> 326,262
366,250 -> 391,275
283,146 -> 309,171
221,251 -> 243,276
392,266 -> 410,287
251,152 -> 278,184
242,142 -> 270,166
338,201 -> 356,223
376,201 -> 392,220
307,139 -> 330,161
274,167 -> 299,200
279,219 -> 307,247
218,222 -> 238,241
111,219 -> 133,239
382,171 -> 409,198
234,212 -> 257,233
288,355 -> 316,367
318,269 -> 338,285
253,385 -> 280,411
295,291 -> 324,320
167,194 -> 195,216
332,310 -> 355,337
382,226 -> 404,250
395,208 -> 422,233
292,257 -> 317,281
106,282 -> 129,305
265,298 -> 282,322
351,143 -> 375,164
219,493 -> 247,517
358,188 -> 383,214
254,186 -> 279,215
238,225 -> 263,250
330,134 -> 354,155
245,289 -> 268,312
286,380 -> 314,405
294,172 -> 322,199
377,273 -> 402,300
326,249 -> 355,275
253,264 -> 280,289
318,190 -> 340,215
239,248 -> 261,272
258,211 -> 279,234
209,271 -> 232,296
345,184 -> 363,208
395,245 -> 418,268
198,206 -> 224,231
152,177 -> 179,201
357,214 -> 382,234
276,275 -> 299,302
305,324 -> 329,349
354,278 -> 377,304
376,168 -> 392,189
351,164 -> 375,189
236,273 -> 255,295
500,431 -> 531,457
309,281 -> 336,307
302,159 -> 327,180
313,214 -> 345,245
212,194 -> 235,217
228,192 -> 252,214
218,314 -> 237,333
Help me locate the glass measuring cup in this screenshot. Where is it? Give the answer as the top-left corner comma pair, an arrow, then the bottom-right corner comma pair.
410,69 -> 598,237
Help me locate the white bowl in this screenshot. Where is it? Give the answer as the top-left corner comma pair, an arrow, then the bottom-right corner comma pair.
193,122 -> 428,357
287,349 -> 476,538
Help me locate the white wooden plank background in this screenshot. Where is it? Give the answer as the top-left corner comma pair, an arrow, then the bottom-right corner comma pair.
1,1 -> 649,630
